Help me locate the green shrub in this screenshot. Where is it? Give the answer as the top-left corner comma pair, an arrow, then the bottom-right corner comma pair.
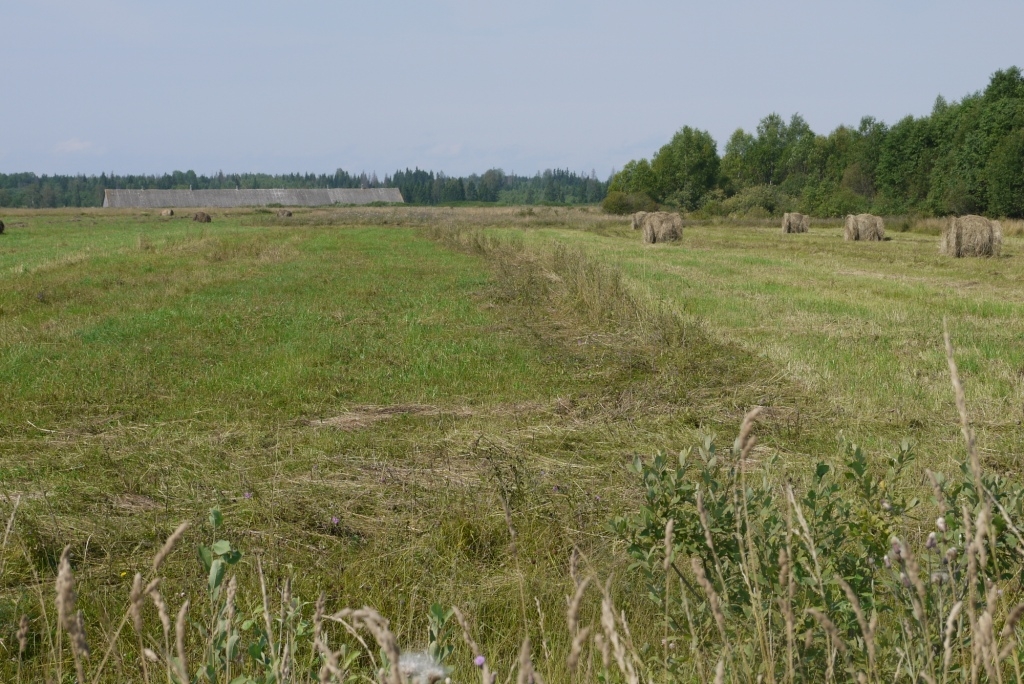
601,190 -> 657,215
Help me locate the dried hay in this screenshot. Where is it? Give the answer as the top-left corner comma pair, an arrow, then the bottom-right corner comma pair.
640,212 -> 683,244
781,212 -> 809,234
630,211 -> 649,230
160,209 -> 174,217
940,215 -> 1002,257
192,211 -> 212,223
844,213 -> 885,241
309,404 -> 473,431
277,209 -> 293,218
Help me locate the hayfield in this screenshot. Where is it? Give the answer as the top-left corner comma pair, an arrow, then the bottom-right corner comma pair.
2,206 -> 1024,682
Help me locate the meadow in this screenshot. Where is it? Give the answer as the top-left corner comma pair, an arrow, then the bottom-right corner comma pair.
2,206 -> 1024,682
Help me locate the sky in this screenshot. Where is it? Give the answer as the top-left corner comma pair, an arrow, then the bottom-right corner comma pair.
2,1 -> 1023,180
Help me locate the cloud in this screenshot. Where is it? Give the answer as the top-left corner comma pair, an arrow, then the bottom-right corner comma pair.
54,138 -> 98,154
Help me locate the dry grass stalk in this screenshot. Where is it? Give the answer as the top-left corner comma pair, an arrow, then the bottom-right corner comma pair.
567,626 -> 591,672
56,546 -> 88,683
567,577 -> 590,635
452,605 -> 494,684
838,576 -> 875,677
998,603 -> 1024,661
332,607 -> 402,684
152,522 -> 189,573
806,608 -> 847,653
779,550 -> 795,684
713,657 -> 725,684
896,539 -> 928,624
690,558 -> 728,647
516,637 -> 534,684
174,600 -> 189,684
599,580 -> 639,684
943,601 -> 963,680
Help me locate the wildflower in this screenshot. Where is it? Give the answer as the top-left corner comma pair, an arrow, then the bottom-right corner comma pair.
931,571 -> 949,585
936,516 -> 947,533
474,655 -> 486,668
243,492 -> 252,500
926,532 -> 938,550
881,499 -> 892,512
331,517 -> 340,525
883,554 -> 892,568
945,548 -> 958,564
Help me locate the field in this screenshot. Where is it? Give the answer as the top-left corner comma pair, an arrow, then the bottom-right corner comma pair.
2,206 -> 1024,682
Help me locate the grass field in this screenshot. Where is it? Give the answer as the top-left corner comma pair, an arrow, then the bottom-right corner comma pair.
2,206 -> 1023,682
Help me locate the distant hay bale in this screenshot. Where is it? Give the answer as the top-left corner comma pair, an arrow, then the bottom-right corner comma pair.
0,220 -> 4,235
941,215 -> 1002,257
844,213 -> 885,241
193,211 -> 212,223
782,212 -> 809,234
160,209 -> 174,217
641,212 -> 683,244
277,209 -> 293,218
630,211 -> 649,230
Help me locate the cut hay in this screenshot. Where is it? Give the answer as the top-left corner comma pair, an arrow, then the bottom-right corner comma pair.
940,215 -> 1002,257
640,212 -> 683,244
630,211 -> 649,230
781,212 -> 809,234
160,209 -> 174,217
192,211 -> 212,223
844,213 -> 885,241
277,209 -> 293,218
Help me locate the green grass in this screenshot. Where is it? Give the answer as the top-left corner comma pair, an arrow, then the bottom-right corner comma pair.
3,205 -> 1023,681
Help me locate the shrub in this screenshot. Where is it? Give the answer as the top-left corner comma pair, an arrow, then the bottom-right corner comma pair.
601,190 -> 657,215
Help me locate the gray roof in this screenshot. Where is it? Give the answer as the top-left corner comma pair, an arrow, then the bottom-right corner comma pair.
103,187 -> 404,208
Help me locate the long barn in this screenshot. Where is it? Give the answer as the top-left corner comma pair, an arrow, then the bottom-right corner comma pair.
103,188 -> 403,208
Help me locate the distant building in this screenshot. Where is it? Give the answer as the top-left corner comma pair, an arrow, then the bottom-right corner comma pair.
102,188 -> 403,208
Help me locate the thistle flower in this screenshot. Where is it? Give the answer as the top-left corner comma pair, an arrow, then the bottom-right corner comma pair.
883,554 -> 892,568
936,516 -> 947,533
927,532 -> 938,550
474,655 -> 486,668
398,652 -> 449,684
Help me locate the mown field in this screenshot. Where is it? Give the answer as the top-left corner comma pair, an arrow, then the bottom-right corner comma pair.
1,206 -> 1022,682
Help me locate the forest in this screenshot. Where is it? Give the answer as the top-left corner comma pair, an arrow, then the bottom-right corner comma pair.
606,66 -> 1024,217
0,167 -> 607,208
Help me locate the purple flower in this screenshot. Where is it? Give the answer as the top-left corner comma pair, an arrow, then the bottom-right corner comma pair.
474,655 -> 486,668
243,492 -> 252,500
331,517 -> 340,525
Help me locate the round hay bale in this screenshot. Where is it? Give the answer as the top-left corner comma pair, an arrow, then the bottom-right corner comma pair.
193,211 -> 212,224
782,212 -> 809,234
277,209 -> 293,218
0,219 -> 5,235
941,215 -> 1001,257
160,209 -> 174,217
843,214 -> 857,241
641,211 -> 682,244
630,211 -> 649,230
846,213 -> 885,241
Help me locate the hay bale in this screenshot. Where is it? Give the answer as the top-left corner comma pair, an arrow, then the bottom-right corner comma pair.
277,209 -> 293,218
193,211 -> 212,223
845,213 -> 885,241
630,211 -> 649,230
782,212 -> 809,234
940,215 -> 1002,257
0,219 -> 4,235
160,209 -> 174,217
641,212 -> 682,244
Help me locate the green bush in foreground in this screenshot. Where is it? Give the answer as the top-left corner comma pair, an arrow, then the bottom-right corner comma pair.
5,331 -> 1024,683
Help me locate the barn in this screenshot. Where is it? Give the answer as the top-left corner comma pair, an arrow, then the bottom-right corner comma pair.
102,188 -> 404,208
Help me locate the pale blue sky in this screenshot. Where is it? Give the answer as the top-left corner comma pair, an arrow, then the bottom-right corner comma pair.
2,1 -> 1022,179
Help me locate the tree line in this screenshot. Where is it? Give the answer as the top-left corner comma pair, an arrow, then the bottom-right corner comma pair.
0,167 -> 608,208
607,66 -> 1024,218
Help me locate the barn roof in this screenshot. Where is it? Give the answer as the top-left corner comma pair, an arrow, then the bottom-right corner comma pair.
102,188 -> 403,208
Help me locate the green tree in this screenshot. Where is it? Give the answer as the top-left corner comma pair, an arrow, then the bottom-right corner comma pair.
650,126 -> 720,209
987,128 -> 1024,217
